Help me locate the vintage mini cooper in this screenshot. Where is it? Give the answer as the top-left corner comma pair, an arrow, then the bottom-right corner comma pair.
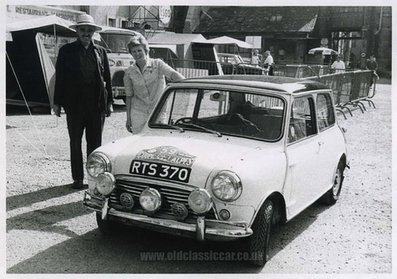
83,75 -> 348,266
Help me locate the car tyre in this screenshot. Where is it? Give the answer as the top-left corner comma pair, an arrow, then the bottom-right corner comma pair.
320,161 -> 345,205
248,199 -> 274,267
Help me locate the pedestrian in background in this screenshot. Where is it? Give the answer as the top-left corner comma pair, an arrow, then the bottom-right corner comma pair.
123,36 -> 184,134
251,49 -> 262,66
262,50 -> 274,75
331,55 -> 346,73
366,55 -> 379,87
53,14 -> 113,190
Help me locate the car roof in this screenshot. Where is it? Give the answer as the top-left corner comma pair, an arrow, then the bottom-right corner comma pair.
175,75 -> 330,94
99,26 -> 141,36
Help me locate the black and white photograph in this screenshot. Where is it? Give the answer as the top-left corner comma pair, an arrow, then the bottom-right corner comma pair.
2,1 -> 394,278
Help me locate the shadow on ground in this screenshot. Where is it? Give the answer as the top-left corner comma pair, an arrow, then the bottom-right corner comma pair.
7,198 -> 329,273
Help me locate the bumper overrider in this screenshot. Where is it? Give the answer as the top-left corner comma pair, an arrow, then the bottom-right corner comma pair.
83,191 -> 252,241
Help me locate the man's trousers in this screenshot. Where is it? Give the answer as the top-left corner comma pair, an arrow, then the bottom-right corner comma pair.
66,109 -> 105,181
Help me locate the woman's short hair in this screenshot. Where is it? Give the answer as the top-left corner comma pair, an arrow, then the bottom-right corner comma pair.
127,35 -> 150,54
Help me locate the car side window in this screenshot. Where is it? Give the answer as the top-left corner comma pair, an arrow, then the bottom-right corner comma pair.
288,96 -> 316,143
316,93 -> 335,132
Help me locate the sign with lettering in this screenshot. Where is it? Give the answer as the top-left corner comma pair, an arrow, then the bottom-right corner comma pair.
159,6 -> 172,26
7,5 -> 82,22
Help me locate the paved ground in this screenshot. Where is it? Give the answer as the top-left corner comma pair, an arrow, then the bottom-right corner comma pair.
3,80 -> 393,276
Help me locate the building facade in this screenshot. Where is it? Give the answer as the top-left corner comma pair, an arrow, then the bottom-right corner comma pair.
188,6 -> 391,76
6,5 -> 392,76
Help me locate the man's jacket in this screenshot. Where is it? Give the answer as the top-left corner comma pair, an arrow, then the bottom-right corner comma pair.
54,40 -> 112,114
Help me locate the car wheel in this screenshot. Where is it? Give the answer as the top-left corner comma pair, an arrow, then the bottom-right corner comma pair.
320,161 -> 345,205
248,199 -> 274,267
96,212 -> 118,235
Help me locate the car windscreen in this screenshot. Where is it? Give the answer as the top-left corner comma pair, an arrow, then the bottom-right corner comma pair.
150,88 -> 285,141
97,34 -> 135,53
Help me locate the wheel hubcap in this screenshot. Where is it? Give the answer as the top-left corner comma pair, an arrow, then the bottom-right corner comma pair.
332,169 -> 342,196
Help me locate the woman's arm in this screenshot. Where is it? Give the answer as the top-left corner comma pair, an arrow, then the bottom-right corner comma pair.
170,70 -> 185,81
125,95 -> 133,132
158,59 -> 185,81
123,69 -> 134,132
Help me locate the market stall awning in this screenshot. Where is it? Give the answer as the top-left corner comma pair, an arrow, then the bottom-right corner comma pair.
6,14 -> 77,37
206,36 -> 253,49
149,44 -> 177,56
148,31 -> 209,45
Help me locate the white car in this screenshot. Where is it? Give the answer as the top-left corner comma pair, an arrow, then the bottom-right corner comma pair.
83,75 -> 348,266
218,53 -> 265,75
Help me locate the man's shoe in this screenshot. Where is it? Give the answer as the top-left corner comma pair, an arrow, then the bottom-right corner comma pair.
72,180 -> 84,190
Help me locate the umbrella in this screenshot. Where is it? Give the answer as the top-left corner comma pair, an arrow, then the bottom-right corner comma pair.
308,47 -> 338,55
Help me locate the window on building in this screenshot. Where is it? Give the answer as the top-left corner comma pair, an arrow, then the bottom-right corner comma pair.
108,17 -> 116,27
270,15 -> 282,22
120,19 -> 129,29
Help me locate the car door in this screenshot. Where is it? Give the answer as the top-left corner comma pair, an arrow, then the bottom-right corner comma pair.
315,92 -> 341,194
284,95 -> 323,218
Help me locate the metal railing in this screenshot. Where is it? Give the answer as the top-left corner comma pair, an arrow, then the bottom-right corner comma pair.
169,58 -> 223,77
305,70 -> 377,119
167,59 -> 377,119
273,64 -> 331,78
170,58 -> 266,77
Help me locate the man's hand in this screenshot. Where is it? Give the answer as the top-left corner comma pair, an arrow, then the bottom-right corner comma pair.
105,104 -> 113,117
53,104 -> 61,117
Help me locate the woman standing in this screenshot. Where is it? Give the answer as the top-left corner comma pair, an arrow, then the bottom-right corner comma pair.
123,36 -> 184,134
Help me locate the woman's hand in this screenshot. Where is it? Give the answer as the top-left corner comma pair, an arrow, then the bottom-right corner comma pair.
126,120 -> 133,133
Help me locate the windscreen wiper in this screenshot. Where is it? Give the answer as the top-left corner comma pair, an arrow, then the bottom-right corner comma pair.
178,122 -> 222,137
163,124 -> 185,132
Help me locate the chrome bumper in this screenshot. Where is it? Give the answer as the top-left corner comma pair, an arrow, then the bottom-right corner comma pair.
83,191 -> 252,241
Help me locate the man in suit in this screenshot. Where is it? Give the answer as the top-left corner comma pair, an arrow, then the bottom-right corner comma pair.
53,14 -> 113,189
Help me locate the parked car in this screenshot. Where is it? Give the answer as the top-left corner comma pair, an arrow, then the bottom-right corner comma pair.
83,75 -> 348,266
217,53 -> 265,75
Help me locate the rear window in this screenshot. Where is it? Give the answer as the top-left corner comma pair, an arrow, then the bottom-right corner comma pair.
316,93 -> 335,131
288,96 -> 317,143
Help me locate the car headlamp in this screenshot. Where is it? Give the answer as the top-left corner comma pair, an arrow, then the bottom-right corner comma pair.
108,59 -> 115,67
139,188 -> 162,212
86,152 -> 111,178
188,189 -> 213,214
95,172 -> 115,196
211,171 -> 242,202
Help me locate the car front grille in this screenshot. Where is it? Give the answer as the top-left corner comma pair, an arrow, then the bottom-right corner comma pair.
109,175 -> 217,223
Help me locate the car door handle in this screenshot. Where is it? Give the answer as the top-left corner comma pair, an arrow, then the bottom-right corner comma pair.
318,141 -> 324,147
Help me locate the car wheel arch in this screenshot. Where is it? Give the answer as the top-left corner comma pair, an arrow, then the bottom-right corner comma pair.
320,155 -> 347,205
249,192 -> 287,228
339,153 -> 347,169
331,153 -> 347,185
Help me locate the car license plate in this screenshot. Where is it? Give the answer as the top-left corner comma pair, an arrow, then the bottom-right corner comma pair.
113,87 -> 126,97
130,160 -> 191,183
